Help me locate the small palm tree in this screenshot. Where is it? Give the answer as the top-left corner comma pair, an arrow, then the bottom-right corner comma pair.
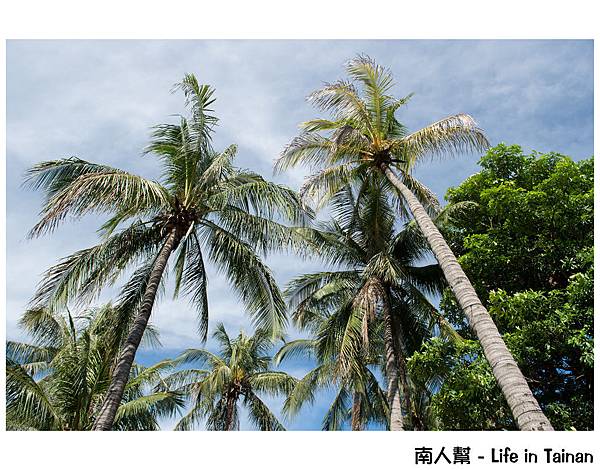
163,324 -> 296,430
279,176 -> 453,430
275,329 -> 389,431
25,74 -> 309,430
6,305 -> 183,430
275,56 -> 552,430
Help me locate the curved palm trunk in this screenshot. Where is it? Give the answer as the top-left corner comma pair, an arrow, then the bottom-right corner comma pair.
351,391 -> 362,431
92,230 -> 179,431
381,164 -> 553,431
382,293 -> 404,431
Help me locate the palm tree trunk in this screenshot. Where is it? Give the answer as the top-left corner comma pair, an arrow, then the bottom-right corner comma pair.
351,391 -> 362,431
225,393 -> 237,431
391,305 -> 413,430
382,292 -> 404,431
380,163 -> 553,431
92,230 -> 179,430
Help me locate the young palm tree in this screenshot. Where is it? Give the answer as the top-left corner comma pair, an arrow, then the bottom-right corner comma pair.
279,175 -> 453,430
6,305 -> 183,430
275,327 -> 389,431
162,323 -> 296,430
275,56 -> 552,430
25,74 -> 309,430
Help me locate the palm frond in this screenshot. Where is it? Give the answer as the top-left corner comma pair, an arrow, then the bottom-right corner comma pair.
322,386 -> 351,430
199,221 -> 287,336
273,339 -> 316,365
307,81 -> 375,140
196,144 -> 237,190
209,175 -> 310,226
24,157 -> 123,200
171,74 -> 218,155
6,340 -> 57,365
175,234 -> 210,340
402,264 -> 446,297
17,308 -> 66,347
346,55 -> 396,136
173,400 -> 208,431
283,363 -> 336,418
248,371 -> 297,396
175,347 -> 228,370
114,391 -> 185,431
275,133 -> 336,173
243,391 -> 286,431
31,222 -> 163,312
29,165 -> 169,238
214,207 -> 308,257
300,162 -> 366,210
6,359 -> 61,430
395,114 -> 489,170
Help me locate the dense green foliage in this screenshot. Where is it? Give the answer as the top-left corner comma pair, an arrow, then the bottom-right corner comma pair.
6,306 -> 183,430
275,175 -> 455,430
409,144 -> 594,430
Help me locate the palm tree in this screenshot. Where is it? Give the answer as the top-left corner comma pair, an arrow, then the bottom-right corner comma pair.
275,56 -> 552,430
25,74 -> 309,430
6,305 -> 183,430
162,323 -> 296,430
275,331 -> 389,431
279,175 -> 454,430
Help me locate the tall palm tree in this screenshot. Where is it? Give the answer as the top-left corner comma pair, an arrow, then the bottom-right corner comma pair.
275,56 -> 552,430
280,175 -> 453,430
6,305 -> 183,430
162,323 -> 296,430
26,74 -> 309,430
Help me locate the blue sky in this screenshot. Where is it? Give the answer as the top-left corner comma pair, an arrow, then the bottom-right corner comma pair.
6,40 -> 593,430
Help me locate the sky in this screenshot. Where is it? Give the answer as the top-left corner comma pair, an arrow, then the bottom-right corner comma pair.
5,40 -> 594,430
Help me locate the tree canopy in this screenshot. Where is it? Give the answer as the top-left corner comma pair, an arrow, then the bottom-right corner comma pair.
6,305 -> 183,430
409,144 -> 594,430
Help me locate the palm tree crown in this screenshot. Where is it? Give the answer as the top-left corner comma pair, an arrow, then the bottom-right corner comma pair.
6,305 -> 183,430
25,74 -> 310,430
274,55 -> 488,211
164,324 -> 296,430
27,74 -> 308,337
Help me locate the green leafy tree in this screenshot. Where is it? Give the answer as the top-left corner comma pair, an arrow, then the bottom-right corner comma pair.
411,145 -> 594,430
274,55 -> 552,430
6,305 -> 183,430
408,338 -> 515,430
163,324 -> 296,430
442,144 -> 593,302
25,74 -> 308,430
278,175 -> 454,430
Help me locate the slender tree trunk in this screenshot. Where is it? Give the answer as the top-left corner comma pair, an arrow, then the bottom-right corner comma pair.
92,230 -> 179,430
225,393 -> 237,431
351,391 -> 362,431
390,301 -> 414,430
380,163 -> 553,431
382,292 -> 404,431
